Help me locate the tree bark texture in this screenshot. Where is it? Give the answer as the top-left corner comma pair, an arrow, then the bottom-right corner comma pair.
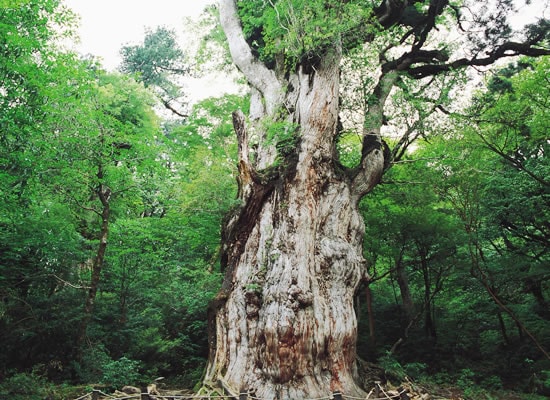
204,2 -> 387,399
204,1 -> 550,391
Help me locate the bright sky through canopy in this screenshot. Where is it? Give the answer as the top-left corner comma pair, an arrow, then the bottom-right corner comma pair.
62,0 -> 544,103
64,0 -> 215,71
64,0 -> 547,72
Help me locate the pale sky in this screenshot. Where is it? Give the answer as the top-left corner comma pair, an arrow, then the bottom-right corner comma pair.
62,0 -> 243,103
64,0 -> 548,72
64,0 -> 216,71
61,0 -> 545,104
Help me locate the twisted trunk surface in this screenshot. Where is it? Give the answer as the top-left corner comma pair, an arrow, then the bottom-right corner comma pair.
204,4 -> 385,399
203,2 -> 550,396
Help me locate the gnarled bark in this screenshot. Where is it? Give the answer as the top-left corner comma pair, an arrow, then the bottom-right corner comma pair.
204,2 -> 386,399
204,0 -> 550,398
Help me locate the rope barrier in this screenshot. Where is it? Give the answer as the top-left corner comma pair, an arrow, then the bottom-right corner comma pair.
148,396 -> 232,400
344,388 -> 408,400
248,396 -> 332,400
88,390 -> 116,399
73,393 -> 93,400
73,388 -> 410,400
96,389 -> 119,399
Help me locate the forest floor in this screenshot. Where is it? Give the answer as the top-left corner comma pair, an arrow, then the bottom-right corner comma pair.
70,380 -> 545,400
66,362 -> 547,400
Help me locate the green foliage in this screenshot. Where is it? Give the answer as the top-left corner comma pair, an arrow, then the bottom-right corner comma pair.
0,372 -> 53,400
238,0 -> 374,67
0,0 -> 75,154
74,344 -> 112,384
265,119 -> 300,158
121,26 -> 187,88
10,0 -> 221,392
403,362 -> 428,380
336,133 -> 362,168
101,357 -> 141,389
378,352 -> 407,382
454,368 -> 501,399
120,26 -> 189,116
191,5 -> 233,71
1,1 -> 548,398
456,368 -> 475,391
354,58 -> 550,399
466,59 -> 549,276
74,347 -> 142,389
0,0 -> 31,6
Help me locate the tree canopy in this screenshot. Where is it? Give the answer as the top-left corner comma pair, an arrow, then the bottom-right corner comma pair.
120,26 -> 190,117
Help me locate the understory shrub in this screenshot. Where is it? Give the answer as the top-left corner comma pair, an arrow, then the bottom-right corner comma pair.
0,372 -> 53,400
101,357 -> 141,389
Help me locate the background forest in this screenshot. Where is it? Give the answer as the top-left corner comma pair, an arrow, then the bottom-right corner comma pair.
0,0 -> 548,399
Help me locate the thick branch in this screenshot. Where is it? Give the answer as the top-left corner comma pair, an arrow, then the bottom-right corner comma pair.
219,0 -> 282,114
374,0 -> 407,28
405,41 -> 550,79
412,0 -> 449,51
382,49 -> 450,73
365,71 -> 399,134
350,70 -> 399,200
351,145 -> 385,201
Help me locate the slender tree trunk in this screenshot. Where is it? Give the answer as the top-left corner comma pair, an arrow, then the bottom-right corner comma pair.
76,182 -> 110,358
420,251 -> 436,340
497,311 -> 510,346
525,278 -> 550,319
204,2 -> 387,399
365,285 -> 376,343
468,242 -> 550,360
394,247 -> 415,323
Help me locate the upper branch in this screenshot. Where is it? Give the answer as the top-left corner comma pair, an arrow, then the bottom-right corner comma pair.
403,31 -> 550,78
219,0 -> 282,114
374,1 -> 549,79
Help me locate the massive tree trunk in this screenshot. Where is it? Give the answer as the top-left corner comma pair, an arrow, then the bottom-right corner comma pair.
202,0 -> 550,397
204,2 -> 385,399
